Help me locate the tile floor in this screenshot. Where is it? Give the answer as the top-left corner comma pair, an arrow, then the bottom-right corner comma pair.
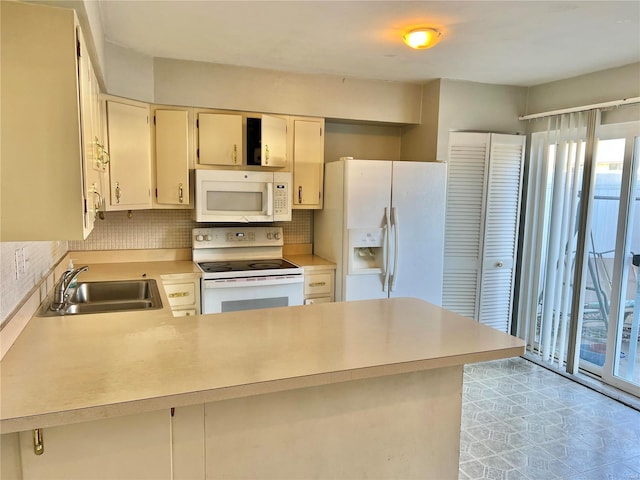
459,357 -> 640,480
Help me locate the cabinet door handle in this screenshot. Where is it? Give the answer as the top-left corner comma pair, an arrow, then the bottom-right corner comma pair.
95,137 -> 110,170
265,144 -> 270,164
168,291 -> 190,298
33,428 -> 44,455
309,281 -> 326,287
91,183 -> 104,215
298,186 -> 303,204
178,183 -> 184,203
233,144 -> 237,164
115,182 -> 121,204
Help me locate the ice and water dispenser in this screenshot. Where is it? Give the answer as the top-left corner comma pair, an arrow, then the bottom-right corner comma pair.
348,228 -> 386,274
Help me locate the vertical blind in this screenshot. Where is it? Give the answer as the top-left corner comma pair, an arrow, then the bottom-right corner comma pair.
518,112 -> 592,367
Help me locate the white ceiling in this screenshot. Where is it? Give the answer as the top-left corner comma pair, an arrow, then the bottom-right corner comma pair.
98,1 -> 640,87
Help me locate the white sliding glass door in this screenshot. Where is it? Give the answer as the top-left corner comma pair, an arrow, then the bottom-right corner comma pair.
518,114 -> 640,396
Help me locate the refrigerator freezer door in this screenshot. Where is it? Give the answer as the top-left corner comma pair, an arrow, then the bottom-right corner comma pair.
342,160 -> 393,301
389,161 -> 447,305
344,160 -> 392,229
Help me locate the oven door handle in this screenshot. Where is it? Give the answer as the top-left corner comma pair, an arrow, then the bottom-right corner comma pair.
266,182 -> 274,217
203,276 -> 303,289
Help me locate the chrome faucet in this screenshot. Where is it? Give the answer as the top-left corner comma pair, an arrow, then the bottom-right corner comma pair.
51,266 -> 89,311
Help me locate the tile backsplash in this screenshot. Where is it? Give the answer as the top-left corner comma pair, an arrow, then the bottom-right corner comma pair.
69,209 -> 312,251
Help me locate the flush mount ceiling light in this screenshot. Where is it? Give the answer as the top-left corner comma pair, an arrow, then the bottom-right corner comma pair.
402,27 -> 441,49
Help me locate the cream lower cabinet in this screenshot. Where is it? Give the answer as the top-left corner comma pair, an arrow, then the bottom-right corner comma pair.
291,117 -> 325,209
14,411 -> 171,480
162,275 -> 201,317
303,268 -> 334,304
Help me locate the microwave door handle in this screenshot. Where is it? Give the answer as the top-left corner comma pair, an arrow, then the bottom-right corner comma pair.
266,182 -> 274,216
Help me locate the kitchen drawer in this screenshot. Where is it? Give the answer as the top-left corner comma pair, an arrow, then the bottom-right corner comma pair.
172,309 -> 198,317
304,296 -> 332,305
164,282 -> 197,308
304,273 -> 333,296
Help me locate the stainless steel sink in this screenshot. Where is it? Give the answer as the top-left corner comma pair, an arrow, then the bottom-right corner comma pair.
38,279 -> 163,316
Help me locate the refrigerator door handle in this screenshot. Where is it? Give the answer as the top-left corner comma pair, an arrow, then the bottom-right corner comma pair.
390,207 -> 400,291
383,207 -> 391,292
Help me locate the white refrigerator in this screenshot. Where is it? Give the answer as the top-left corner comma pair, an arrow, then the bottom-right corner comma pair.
314,158 -> 447,305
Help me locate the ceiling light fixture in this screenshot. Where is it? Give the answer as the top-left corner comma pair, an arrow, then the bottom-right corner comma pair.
402,27 -> 441,50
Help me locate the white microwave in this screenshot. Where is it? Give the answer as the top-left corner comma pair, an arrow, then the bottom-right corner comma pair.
195,169 -> 291,222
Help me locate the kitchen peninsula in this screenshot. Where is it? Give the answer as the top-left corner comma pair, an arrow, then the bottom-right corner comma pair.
1,269 -> 524,479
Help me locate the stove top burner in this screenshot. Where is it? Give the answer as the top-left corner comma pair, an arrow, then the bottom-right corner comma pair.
198,262 -> 233,273
198,258 -> 299,273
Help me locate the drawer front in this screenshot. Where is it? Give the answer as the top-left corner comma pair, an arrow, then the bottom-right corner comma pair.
164,282 -> 197,307
172,308 -> 198,317
304,296 -> 332,305
304,273 -> 332,296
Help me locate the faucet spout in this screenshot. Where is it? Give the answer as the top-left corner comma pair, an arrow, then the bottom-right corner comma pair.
51,266 -> 89,311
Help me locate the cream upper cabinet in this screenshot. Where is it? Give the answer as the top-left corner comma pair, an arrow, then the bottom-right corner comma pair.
260,114 -> 288,167
78,28 -> 107,232
154,109 -> 191,206
105,99 -> 152,210
292,117 -> 325,209
0,2 -> 100,241
198,113 -> 243,166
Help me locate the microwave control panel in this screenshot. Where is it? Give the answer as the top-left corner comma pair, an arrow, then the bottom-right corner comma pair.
274,183 -> 289,215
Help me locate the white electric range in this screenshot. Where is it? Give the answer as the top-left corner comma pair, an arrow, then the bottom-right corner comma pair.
193,227 -> 304,314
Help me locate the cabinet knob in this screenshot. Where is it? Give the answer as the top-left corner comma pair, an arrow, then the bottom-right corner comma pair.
496,261 -> 504,268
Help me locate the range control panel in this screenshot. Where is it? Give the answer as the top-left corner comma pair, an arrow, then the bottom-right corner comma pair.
193,227 -> 283,249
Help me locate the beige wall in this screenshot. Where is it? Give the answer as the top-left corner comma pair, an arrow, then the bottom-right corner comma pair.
436,79 -> 527,161
400,79 -> 527,162
105,41 -> 154,103
151,58 -> 423,124
324,122 -> 403,162
103,43 -> 424,124
400,79 -> 440,161
525,62 -> 640,117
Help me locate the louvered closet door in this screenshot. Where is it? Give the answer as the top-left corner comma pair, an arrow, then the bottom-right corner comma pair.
443,132 -> 490,319
477,134 -> 526,332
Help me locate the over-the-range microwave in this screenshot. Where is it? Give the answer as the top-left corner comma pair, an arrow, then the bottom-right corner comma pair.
195,169 -> 292,223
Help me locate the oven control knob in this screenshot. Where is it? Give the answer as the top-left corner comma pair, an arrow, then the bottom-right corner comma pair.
274,232 -> 281,240
267,233 -> 273,240
195,234 -> 204,242
205,235 -> 212,241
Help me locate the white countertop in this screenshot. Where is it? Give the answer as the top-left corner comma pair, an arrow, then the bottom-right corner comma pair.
0,260 -> 524,434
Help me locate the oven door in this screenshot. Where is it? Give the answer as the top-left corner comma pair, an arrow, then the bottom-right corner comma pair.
202,276 -> 304,314
195,169 -> 274,223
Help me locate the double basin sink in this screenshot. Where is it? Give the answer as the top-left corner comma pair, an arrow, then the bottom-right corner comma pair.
39,279 -> 163,316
